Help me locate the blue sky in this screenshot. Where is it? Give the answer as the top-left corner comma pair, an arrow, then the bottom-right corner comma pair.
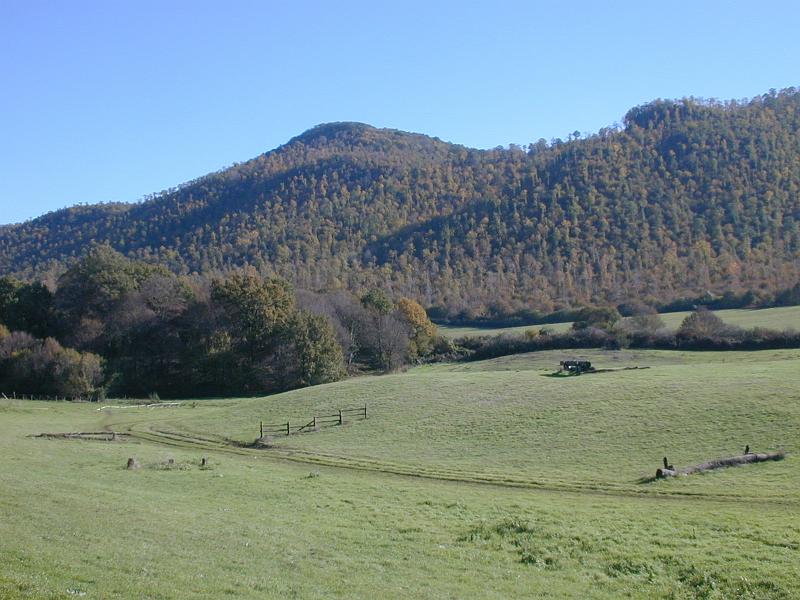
1,0 -> 798,224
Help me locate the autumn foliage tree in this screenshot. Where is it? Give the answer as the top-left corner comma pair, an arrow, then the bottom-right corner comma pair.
397,298 -> 437,358
0,333 -> 104,398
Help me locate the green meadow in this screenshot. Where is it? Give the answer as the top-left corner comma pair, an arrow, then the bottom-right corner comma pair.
655,305 -> 800,331
438,320 -> 573,338
438,305 -> 800,339
2,347 -> 799,598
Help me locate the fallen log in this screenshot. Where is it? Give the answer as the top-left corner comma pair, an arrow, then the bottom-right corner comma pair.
656,451 -> 785,479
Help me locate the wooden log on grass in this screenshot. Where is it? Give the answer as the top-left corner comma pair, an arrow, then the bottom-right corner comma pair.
656,451 -> 785,479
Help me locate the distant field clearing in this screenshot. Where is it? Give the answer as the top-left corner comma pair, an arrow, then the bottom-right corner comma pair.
438,305 -> 800,339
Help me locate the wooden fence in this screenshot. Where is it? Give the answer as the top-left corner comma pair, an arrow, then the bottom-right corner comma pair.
260,404 -> 367,437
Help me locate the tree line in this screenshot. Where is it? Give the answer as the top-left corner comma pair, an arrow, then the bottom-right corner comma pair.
458,305 -> 800,362
0,246 -> 440,398
432,282 -> 800,329
3,245 -> 798,398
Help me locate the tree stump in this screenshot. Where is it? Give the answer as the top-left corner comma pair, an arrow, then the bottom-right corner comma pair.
126,457 -> 140,470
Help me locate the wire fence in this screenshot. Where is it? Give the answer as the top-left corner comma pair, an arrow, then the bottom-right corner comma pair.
1,391 -> 95,402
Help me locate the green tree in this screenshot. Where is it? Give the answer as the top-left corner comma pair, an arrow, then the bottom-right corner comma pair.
211,274 -> 295,356
0,277 -> 56,338
0,277 -> 21,326
361,288 -> 393,315
286,310 -> 344,386
55,245 -> 165,345
12,282 -> 56,338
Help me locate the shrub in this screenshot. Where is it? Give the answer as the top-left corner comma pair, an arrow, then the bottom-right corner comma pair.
677,307 -> 727,338
0,332 -> 105,397
571,306 -> 622,331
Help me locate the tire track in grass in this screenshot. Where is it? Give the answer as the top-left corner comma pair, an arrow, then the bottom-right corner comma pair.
116,417 -> 798,507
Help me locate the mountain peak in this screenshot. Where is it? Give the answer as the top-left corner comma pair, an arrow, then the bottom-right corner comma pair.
284,122 -> 459,159
290,122 -> 378,144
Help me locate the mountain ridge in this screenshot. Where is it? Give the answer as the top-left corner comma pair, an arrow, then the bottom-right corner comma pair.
2,88 -> 799,313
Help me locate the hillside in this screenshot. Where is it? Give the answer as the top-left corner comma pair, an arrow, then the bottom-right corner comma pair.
2,89 -> 800,313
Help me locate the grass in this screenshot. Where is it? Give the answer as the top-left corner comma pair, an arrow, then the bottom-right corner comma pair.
439,320 -> 573,338
438,304 -> 800,338
1,347 -> 799,598
655,305 -> 800,331
138,349 -> 800,500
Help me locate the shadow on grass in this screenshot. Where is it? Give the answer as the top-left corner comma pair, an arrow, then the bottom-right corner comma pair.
540,372 -> 580,378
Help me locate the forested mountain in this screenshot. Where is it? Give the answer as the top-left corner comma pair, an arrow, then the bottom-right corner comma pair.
2,88 -> 799,315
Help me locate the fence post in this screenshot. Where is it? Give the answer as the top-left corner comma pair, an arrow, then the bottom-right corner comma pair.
313,416 -> 316,428
338,409 -> 342,425
260,421 -> 263,438
364,403 -> 367,419
286,422 -> 290,436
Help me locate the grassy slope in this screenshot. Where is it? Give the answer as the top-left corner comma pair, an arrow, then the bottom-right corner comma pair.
155,349 -> 800,500
1,348 -> 799,598
438,305 -> 800,339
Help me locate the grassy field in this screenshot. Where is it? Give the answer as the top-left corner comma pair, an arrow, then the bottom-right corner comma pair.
438,320 -> 573,338
438,305 -> 800,339
655,306 -> 800,331
1,348 -> 799,598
